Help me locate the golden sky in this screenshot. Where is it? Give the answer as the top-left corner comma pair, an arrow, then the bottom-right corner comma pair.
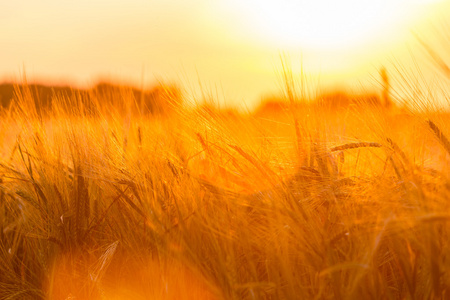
1,0 -> 449,109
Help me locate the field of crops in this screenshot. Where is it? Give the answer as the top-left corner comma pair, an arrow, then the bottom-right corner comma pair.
0,82 -> 449,299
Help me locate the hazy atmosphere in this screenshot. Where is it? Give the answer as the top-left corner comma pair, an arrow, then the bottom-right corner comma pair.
2,0 -> 449,108
2,2 -> 450,299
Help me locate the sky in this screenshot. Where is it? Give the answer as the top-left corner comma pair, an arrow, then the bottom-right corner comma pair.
1,0 -> 449,109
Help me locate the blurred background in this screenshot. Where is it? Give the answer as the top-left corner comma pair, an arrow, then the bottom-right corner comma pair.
1,0 -> 449,110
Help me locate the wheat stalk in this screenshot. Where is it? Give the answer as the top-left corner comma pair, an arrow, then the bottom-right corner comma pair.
427,120 -> 450,156
330,142 -> 382,152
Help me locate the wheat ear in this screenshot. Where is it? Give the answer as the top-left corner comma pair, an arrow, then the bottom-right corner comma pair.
427,120 -> 450,155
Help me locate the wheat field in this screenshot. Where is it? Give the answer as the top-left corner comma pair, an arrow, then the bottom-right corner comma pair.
0,78 -> 449,300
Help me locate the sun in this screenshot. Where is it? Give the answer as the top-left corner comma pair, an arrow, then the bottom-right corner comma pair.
224,0 -> 442,50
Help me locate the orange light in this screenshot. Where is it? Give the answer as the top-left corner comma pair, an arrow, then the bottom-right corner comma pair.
47,251 -> 219,300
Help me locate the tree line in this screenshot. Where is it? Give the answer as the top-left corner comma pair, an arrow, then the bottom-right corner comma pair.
0,82 -> 182,116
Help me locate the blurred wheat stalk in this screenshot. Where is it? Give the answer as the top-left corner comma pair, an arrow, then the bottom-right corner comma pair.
0,54 -> 449,299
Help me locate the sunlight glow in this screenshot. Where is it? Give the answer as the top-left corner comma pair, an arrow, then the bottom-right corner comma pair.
226,0 -> 444,50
